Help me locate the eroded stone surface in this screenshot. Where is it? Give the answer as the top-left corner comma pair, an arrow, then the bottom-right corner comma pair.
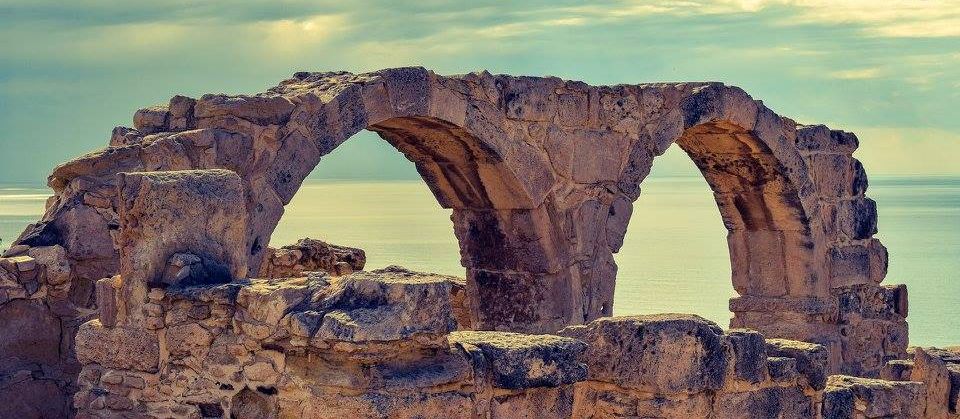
3,67 -> 914,415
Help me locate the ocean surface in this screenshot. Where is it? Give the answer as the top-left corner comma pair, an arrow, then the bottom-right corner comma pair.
2,176 -> 958,346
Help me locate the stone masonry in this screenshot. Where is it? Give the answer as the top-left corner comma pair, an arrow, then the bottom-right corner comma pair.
0,68 -> 915,416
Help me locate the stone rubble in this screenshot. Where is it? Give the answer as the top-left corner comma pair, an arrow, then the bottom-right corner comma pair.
0,67 -> 943,417
260,238 -> 366,278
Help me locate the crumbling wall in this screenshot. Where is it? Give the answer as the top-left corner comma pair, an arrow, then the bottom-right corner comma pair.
73,269 -> 588,418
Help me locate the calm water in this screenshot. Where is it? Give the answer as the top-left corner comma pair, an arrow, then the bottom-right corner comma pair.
1,176 -> 958,346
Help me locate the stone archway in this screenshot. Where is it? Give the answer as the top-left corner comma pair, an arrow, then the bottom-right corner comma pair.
1,68 -> 907,409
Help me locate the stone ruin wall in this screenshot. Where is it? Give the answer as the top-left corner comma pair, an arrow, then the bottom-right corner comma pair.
0,67 -> 938,417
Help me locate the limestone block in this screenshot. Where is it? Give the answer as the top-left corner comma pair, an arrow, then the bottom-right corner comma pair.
75,319 -> 159,372
110,126 -> 143,147
767,356 -> 800,383
837,197 -> 878,240
168,95 -> 197,131
572,383 -> 713,418
166,322 -> 215,357
765,339 -> 828,390
365,353 -> 473,392
53,204 -> 116,262
194,94 -> 295,126
822,375 -> 925,418
713,386 -> 814,419
133,104 -> 170,134
617,140 -> 654,199
497,75 -> 559,122
265,131 -> 321,204
829,240 -> 888,287
795,125 -> 859,154
451,330 -> 587,389
236,277 -> 316,327
315,267 -> 457,343
725,329 -> 768,384
880,359 -> 914,381
489,386 -> 576,419
292,388 -> 475,419
377,66 -> 432,117
807,154 -> 865,198
559,314 -> 727,393
453,208 -> 566,275
912,348 -> 953,418
466,269 -> 576,333
3,255 -> 36,272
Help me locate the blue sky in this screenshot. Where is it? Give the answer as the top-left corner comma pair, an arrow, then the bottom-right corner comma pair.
1,0 -> 958,183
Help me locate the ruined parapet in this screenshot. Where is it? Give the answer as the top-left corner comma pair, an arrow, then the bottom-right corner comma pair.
260,238 -> 366,278
559,315 -> 827,418
73,268 -> 587,418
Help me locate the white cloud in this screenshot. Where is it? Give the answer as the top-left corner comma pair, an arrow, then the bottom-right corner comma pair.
722,0 -> 960,38
549,0 -> 960,38
829,67 -> 883,80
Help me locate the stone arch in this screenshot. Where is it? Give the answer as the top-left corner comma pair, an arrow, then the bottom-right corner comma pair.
607,83 -> 902,374
5,68 -> 905,392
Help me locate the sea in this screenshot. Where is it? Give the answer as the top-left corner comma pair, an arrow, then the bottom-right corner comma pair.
2,175 -> 958,347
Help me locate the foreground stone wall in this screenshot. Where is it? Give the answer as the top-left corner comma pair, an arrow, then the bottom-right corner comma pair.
2,68 -> 908,413
75,268 -> 588,418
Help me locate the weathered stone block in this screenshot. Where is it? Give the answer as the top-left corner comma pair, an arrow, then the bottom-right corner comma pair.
714,386 -> 814,419
795,125 -> 859,154
767,356 -> 799,382
829,240 -> 888,288
559,314 -> 727,393
765,339 -> 828,390
451,330 -> 587,389
837,197 -> 878,240
75,320 -> 159,372
822,375 -> 925,418
133,104 -> 170,134
314,267 -> 458,343
725,329 -> 768,384
95,276 -> 120,327
194,93 -> 295,126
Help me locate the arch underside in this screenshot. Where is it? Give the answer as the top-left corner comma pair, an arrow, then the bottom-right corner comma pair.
675,121 -> 820,300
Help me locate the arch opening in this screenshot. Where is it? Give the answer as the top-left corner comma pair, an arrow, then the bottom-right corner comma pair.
673,120 -> 819,305
611,145 -> 734,325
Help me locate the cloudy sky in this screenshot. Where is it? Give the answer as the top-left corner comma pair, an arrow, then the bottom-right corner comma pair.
2,0 -> 958,183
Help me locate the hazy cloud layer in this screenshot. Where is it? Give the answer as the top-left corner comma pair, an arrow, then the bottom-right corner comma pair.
1,1 -> 958,182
